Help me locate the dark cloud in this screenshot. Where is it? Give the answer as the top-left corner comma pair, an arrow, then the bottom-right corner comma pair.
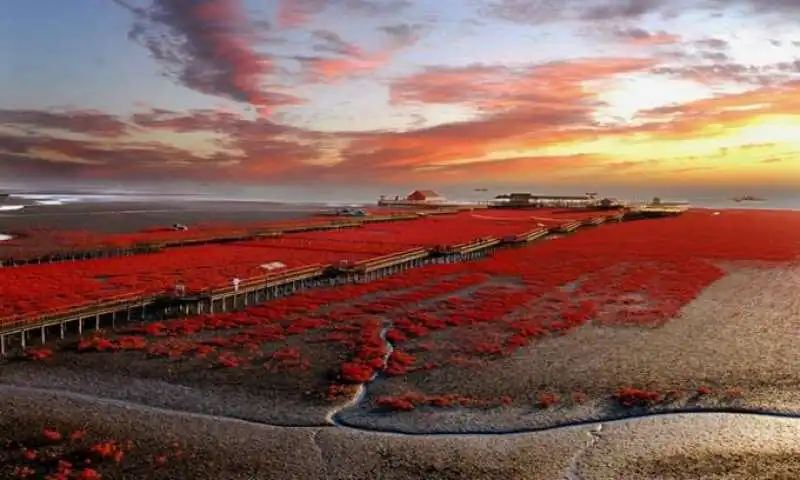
113,0 -> 302,113
379,23 -> 427,46
653,59 -> 800,85
485,0 -> 677,24
0,130 -> 232,180
0,109 -> 130,137
694,37 -> 728,49
612,27 -> 680,45
486,0 -> 800,24
311,30 -> 363,56
276,0 -> 412,28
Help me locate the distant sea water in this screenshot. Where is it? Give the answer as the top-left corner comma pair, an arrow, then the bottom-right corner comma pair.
0,191 -> 798,212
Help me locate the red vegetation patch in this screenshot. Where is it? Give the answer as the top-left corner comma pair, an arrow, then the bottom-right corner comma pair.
1,209 -> 607,328
10,208 -> 799,413
536,392 -> 560,409
696,385 -> 713,396
2,428 -> 133,479
24,347 -> 53,361
613,387 -> 663,408
373,392 -> 512,411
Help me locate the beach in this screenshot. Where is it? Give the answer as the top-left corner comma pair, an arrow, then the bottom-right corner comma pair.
2,197 -> 800,478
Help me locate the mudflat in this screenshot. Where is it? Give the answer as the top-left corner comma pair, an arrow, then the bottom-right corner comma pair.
0,200 -> 319,233
4,207 -> 800,478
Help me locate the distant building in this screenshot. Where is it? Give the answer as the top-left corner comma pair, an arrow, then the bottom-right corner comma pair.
508,193 -> 533,205
497,192 -> 593,208
406,190 -> 445,203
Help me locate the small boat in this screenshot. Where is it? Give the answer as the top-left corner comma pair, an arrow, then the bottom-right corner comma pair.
732,195 -> 765,202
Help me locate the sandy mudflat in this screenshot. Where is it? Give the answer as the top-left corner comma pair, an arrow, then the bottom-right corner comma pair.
5,208 -> 800,477
4,387 -> 800,479
0,200 -> 320,234
0,338 -> 350,426
337,265 -> 800,432
581,413 -> 800,479
0,386 -> 584,480
4,265 -> 800,435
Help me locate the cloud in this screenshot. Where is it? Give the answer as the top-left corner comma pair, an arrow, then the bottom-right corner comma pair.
0,130 -> 229,180
0,109 -> 131,137
485,0 -> 677,24
693,37 -> 728,50
113,0 -> 301,114
613,28 -> 681,45
486,0 -> 800,24
296,24 -> 423,82
391,57 -> 656,114
2,32 -> 799,189
276,0 -> 412,28
311,30 -> 364,57
317,57 -> 657,177
630,79 -> 800,139
378,23 -> 426,47
653,59 -> 800,86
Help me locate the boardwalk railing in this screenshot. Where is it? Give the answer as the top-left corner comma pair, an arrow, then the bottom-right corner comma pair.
0,292 -> 150,332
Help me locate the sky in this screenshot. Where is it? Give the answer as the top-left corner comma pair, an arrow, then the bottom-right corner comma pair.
1,0 -> 800,196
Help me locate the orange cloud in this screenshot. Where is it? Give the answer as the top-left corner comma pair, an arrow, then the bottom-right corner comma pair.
392,57 -> 656,114
2,56 -> 799,187
298,24 -> 423,82
634,79 -> 800,138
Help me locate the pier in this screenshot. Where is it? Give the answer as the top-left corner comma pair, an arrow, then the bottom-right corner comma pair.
0,207 -> 684,358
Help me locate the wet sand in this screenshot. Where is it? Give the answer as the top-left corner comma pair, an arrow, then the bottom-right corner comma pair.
0,200 -> 322,234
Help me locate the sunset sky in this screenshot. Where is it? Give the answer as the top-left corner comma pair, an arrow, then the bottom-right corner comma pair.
1,0 -> 799,194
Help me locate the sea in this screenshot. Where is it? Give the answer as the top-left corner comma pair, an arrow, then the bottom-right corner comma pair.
0,189 -> 797,212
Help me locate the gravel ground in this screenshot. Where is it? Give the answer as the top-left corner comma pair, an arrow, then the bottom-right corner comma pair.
0,337 -> 351,426
0,386 -> 584,480
5,265 -> 800,433
582,413 -> 800,479
4,386 -> 800,479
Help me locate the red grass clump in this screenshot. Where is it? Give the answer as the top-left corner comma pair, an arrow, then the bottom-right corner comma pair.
25,346 -> 53,361
3,428 -> 130,480
613,387 -> 663,408
373,392 -> 511,411
696,385 -> 713,396
340,362 -> 375,383
725,387 -> 744,399
41,428 -> 63,442
537,392 -> 560,408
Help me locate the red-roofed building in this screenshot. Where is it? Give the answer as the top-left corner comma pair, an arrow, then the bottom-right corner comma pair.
406,190 -> 444,203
